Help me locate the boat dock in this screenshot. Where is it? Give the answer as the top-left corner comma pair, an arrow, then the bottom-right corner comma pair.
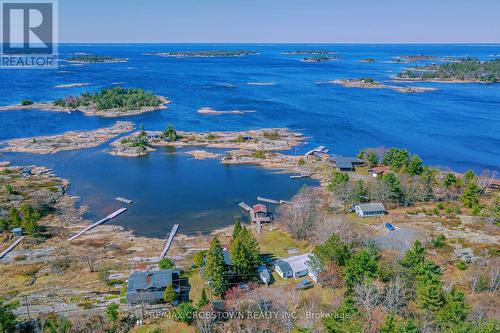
0,236 -> 24,260
290,173 -> 313,179
160,224 -> 179,258
257,196 -> 280,204
116,197 -> 133,204
67,208 -> 127,241
238,202 -> 252,211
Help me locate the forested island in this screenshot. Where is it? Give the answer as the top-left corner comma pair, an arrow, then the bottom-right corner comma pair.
150,51 -> 257,57
65,55 -> 127,63
285,50 -> 337,55
397,58 -> 500,83
302,56 -> 338,62
0,87 -> 169,117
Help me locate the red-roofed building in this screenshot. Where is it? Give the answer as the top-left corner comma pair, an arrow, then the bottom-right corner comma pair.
368,166 -> 390,178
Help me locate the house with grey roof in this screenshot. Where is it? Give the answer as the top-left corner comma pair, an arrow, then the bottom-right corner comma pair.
126,269 -> 180,305
354,203 -> 386,218
330,157 -> 364,171
274,253 -> 320,282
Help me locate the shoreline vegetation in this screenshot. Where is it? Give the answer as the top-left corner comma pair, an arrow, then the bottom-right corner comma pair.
148,50 -> 257,57
396,58 -> 500,83
302,56 -> 338,63
65,55 -> 128,63
0,121 -> 134,154
329,78 -> 437,93
0,87 -> 170,117
284,50 -> 337,55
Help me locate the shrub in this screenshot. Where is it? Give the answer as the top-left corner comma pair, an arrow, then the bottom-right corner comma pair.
21,99 -> 34,106
159,257 -> 175,270
298,158 -> 305,166
253,151 -> 266,159
432,234 -> 446,248
456,261 -> 468,270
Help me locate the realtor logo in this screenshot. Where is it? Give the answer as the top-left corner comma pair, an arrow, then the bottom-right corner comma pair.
1,0 -> 58,68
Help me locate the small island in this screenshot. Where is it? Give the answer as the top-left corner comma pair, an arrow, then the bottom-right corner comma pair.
329,78 -> 437,93
65,54 -> 127,63
302,56 -> 338,63
149,50 -> 257,57
197,107 -> 256,116
0,121 -> 134,154
0,87 -> 170,117
396,58 -> 500,83
284,50 -> 337,55
360,58 -> 376,63
111,126 -> 304,157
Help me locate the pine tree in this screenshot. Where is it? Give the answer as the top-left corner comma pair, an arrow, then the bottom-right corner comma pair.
232,220 -> 243,241
204,237 -> 229,296
197,288 -> 209,308
407,154 -> 424,176
380,313 -> 397,333
230,226 -> 260,278
416,275 -> 443,312
436,288 -> 470,330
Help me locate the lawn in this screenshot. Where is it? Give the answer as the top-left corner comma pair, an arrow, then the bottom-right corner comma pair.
255,229 -> 310,257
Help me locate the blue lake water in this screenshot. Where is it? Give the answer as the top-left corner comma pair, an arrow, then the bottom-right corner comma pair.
0,44 -> 499,236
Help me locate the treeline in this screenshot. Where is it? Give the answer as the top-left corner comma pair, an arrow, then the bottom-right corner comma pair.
0,204 -> 42,235
329,147 -> 485,210
398,58 -> 500,83
312,234 -> 499,332
53,87 -> 162,111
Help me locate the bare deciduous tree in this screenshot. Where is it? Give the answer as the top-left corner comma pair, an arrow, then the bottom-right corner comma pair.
488,266 -> 499,296
354,282 -> 380,331
382,274 -> 407,314
476,169 -> 497,193
278,186 -> 324,240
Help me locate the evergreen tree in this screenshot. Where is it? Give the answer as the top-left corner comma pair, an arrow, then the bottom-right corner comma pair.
436,289 -> 470,331
416,274 -> 443,312
327,171 -> 349,192
323,296 -> 363,333
344,246 -> 378,287
443,173 -> 458,189
197,288 -> 209,307
380,313 -> 397,333
367,151 -> 378,168
401,240 -> 426,273
163,285 -> 177,304
351,180 -> 369,203
158,257 -> 175,270
230,226 -> 260,278
463,170 -> 476,184
407,154 -> 424,176
382,173 -> 403,203
204,237 -> 229,296
461,183 -> 481,208
162,124 -> 178,141
231,219 -> 243,241
382,148 -> 410,171
0,298 -> 16,333
105,303 -> 119,326
313,234 -> 353,267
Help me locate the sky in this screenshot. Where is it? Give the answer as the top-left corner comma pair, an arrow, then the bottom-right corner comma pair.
59,0 -> 500,43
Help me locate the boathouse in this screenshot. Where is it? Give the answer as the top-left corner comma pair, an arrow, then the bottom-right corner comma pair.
252,204 -> 273,223
354,203 -> 386,218
126,269 -> 180,305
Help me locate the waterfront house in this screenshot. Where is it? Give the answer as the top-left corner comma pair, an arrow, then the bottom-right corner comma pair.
489,179 -> 500,191
355,203 -> 386,218
274,253 -> 320,282
126,269 -> 180,305
368,166 -> 389,177
330,157 -> 364,172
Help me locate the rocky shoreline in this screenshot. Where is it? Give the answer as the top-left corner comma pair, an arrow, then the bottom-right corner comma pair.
0,121 -> 134,154
0,96 -> 170,118
329,79 -> 437,93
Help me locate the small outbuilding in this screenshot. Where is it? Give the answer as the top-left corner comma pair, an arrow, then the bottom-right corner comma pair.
257,265 -> 271,285
252,204 -> 272,223
355,203 -> 386,218
368,166 -> 389,177
12,227 -> 23,237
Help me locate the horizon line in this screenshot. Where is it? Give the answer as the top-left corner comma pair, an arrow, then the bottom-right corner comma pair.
56,42 -> 500,45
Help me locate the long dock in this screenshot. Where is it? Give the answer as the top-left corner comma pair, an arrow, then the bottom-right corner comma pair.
67,208 -> 127,241
160,224 -> 179,258
257,196 -> 280,204
238,202 -> 252,211
116,197 -> 133,204
0,236 -> 25,260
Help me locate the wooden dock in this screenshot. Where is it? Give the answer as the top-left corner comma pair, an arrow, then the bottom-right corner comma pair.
257,196 -> 280,204
290,173 -> 313,179
0,236 -> 24,260
305,146 -> 329,156
160,224 -> 179,258
238,202 -> 252,212
67,208 -> 127,241
116,197 -> 133,204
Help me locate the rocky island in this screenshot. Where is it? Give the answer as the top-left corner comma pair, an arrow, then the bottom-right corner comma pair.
110,127 -> 304,157
396,58 -> 500,83
360,58 -> 376,62
197,107 -> 256,115
302,56 -> 338,62
329,78 -> 437,93
285,50 -> 337,55
0,121 -> 134,154
65,54 -> 128,63
149,50 -> 257,57
0,87 -> 170,117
